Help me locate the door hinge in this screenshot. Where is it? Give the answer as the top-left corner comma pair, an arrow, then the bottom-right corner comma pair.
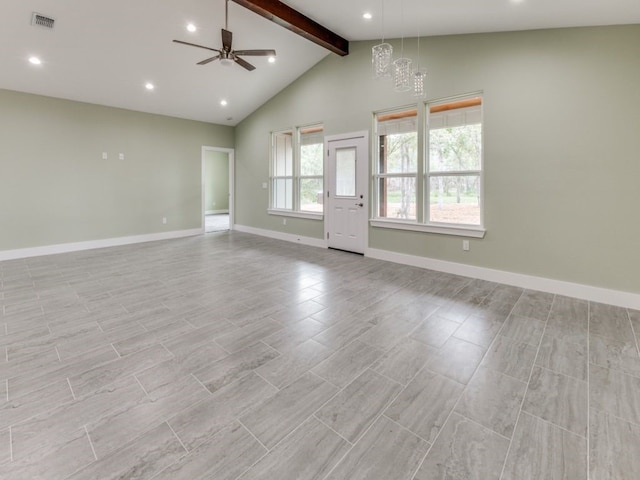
327,232 -> 329,239
327,190 -> 330,198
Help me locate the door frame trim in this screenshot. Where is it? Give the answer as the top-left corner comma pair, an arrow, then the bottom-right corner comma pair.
324,131 -> 369,252
201,146 -> 235,233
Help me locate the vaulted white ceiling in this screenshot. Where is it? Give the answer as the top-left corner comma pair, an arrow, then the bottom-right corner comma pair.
2,0 -> 639,125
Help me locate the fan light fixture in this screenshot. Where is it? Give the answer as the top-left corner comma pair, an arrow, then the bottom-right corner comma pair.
173,0 -> 276,72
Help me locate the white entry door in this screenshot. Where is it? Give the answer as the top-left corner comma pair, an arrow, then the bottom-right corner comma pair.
326,132 -> 369,254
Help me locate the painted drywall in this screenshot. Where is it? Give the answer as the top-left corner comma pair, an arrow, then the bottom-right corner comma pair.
234,25 -> 640,294
204,150 -> 230,213
0,89 -> 233,250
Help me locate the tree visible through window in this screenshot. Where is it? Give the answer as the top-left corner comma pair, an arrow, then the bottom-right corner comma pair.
299,126 -> 324,213
373,95 -> 484,231
427,97 -> 482,226
375,109 -> 418,220
270,124 -> 324,214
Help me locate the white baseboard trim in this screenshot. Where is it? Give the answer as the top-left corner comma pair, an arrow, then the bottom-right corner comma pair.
366,248 -> 640,310
0,229 -> 202,262
234,224 -> 327,249
205,210 -> 229,215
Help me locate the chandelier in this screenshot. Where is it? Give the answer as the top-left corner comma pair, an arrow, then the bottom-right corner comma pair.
371,0 -> 427,98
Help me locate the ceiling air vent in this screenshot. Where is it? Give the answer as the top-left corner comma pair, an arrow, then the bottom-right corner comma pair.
31,13 -> 55,29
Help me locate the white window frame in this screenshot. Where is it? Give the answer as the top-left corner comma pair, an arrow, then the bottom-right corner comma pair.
370,93 -> 486,238
372,106 -> 419,223
268,123 -> 324,220
270,129 -> 294,212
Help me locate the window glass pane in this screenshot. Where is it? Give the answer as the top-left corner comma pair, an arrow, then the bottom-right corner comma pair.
379,132 -> 417,174
300,178 -> 323,213
429,175 -> 480,225
272,178 -> 293,210
274,132 -> 293,176
429,124 -> 481,172
377,177 -> 416,220
336,147 -> 356,197
300,143 -> 323,176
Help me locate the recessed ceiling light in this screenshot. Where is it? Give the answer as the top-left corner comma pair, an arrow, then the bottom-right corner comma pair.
220,99 -> 228,106
268,56 -> 276,63
363,12 -> 373,20
145,83 -> 155,90
28,56 -> 41,65
187,23 -> 197,32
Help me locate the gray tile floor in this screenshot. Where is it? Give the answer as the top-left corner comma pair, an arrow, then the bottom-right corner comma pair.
1,231 -> 639,479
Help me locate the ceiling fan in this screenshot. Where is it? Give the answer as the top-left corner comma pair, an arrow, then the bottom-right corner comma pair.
173,0 -> 276,71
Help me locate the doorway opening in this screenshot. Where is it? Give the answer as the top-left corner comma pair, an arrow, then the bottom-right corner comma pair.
202,146 -> 234,233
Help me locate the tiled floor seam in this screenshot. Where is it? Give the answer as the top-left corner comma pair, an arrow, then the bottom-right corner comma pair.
589,405 -> 640,429
310,368 -> 409,480
165,420 -> 189,453
84,425 -> 99,461
534,363 -> 589,384
312,414 -> 354,446
236,418 -> 270,451
252,369 -> 281,391
497,294 -> 556,480
409,292 -> 530,480
66,377 -> 76,400
380,413 -> 435,445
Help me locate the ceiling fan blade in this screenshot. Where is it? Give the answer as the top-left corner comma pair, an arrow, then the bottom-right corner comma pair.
232,49 -> 276,57
222,29 -> 233,51
234,56 -> 256,71
173,40 -> 220,53
197,55 -> 221,65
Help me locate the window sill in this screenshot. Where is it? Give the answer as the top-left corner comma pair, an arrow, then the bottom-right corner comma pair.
370,219 -> 486,238
268,209 -> 324,221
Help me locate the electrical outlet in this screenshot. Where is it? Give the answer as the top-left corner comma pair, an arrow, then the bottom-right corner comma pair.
262,182 -> 267,189
162,217 -> 167,224
283,218 -> 287,226
102,152 -> 108,160
119,153 -> 125,160
463,240 -> 470,251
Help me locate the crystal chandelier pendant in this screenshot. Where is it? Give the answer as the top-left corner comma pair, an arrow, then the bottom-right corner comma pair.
372,43 -> 393,79
393,57 -> 412,92
413,68 -> 427,97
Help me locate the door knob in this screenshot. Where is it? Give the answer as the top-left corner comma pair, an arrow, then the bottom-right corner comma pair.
355,203 -> 363,207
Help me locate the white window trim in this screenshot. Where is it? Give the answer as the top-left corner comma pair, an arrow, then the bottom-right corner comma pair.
372,93 -> 485,238
269,123 -> 324,215
372,105 -> 420,223
268,209 -> 323,220
370,218 -> 486,238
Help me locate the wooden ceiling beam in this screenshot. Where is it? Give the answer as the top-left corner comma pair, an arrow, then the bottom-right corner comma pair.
230,0 -> 349,56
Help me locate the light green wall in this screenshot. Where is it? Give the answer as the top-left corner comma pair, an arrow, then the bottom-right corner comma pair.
235,25 -> 640,294
0,89 -> 233,250
204,150 -> 230,212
